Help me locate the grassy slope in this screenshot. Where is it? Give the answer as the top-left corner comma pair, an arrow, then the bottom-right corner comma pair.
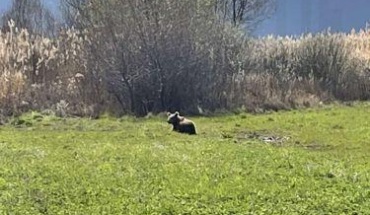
0,103 -> 370,214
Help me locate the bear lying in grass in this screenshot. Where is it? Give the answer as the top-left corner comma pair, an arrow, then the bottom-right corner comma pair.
167,111 -> 196,135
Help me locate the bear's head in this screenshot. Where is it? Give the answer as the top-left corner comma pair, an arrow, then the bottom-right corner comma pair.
167,111 -> 182,125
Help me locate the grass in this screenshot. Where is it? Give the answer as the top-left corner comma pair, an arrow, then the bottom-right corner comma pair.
1,103 -> 370,214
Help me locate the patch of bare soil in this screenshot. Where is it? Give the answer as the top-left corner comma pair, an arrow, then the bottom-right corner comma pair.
234,131 -> 333,150
235,130 -> 290,146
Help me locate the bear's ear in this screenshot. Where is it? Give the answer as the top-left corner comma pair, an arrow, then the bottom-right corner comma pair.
166,112 -> 171,116
175,111 -> 179,116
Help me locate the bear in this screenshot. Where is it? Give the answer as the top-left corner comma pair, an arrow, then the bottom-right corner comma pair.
167,111 -> 196,135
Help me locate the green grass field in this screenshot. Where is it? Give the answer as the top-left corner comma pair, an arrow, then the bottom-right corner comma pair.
1,103 -> 370,214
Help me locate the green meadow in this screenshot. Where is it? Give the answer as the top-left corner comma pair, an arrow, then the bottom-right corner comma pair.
1,103 -> 370,214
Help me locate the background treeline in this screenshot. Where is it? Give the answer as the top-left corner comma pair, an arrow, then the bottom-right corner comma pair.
0,0 -> 369,118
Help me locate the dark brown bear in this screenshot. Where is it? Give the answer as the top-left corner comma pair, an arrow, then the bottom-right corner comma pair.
167,111 -> 196,135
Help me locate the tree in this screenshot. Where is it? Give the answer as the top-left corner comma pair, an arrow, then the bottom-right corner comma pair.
58,0 -> 275,115
214,0 -> 276,29
0,0 -> 58,37
59,0 -> 89,29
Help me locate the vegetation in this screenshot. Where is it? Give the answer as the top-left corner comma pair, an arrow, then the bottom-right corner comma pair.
0,0 -> 369,118
1,19 -> 370,117
0,0 -> 57,37
1,1 -> 369,214
0,103 -> 370,214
